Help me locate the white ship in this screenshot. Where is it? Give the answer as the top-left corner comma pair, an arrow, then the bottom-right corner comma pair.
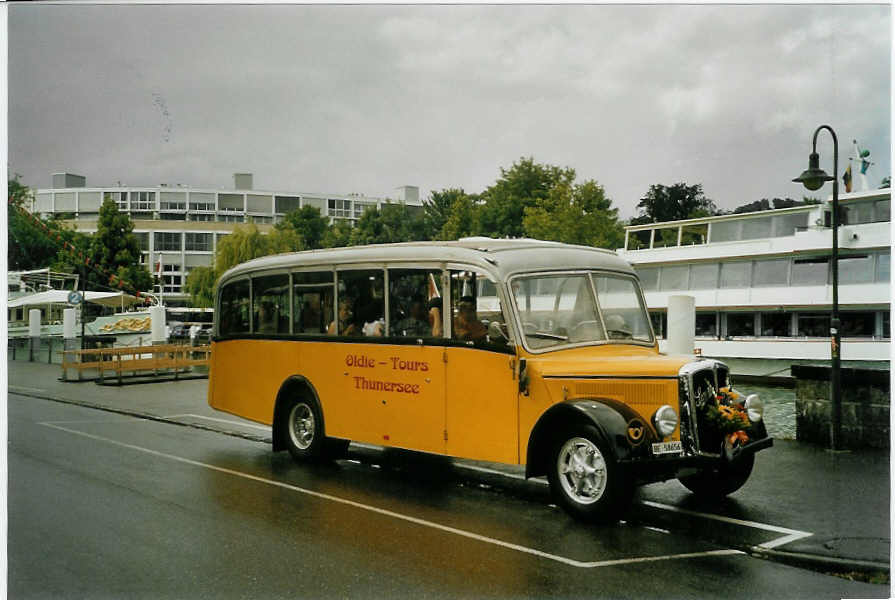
616,188 -> 890,366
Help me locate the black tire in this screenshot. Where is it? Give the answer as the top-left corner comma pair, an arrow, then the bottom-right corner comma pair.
324,438 -> 351,459
678,453 -> 755,498
546,425 -> 632,523
282,396 -> 325,462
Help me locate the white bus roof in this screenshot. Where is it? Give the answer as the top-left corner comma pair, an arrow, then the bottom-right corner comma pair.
218,238 -> 634,286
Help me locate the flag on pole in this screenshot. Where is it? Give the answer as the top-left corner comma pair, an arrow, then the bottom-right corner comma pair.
843,164 -> 853,193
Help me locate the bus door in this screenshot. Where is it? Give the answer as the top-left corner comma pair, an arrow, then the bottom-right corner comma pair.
443,268 -> 519,464
373,267 -> 449,454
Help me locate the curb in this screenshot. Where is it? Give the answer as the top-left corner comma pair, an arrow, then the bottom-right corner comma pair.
10,386 -> 890,579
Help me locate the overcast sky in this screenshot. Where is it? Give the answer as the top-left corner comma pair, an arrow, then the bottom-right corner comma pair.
7,3 -> 891,219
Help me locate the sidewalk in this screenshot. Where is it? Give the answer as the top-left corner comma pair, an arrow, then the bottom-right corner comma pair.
7,359 -> 890,577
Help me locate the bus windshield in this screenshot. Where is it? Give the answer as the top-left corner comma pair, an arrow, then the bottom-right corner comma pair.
510,272 -> 653,350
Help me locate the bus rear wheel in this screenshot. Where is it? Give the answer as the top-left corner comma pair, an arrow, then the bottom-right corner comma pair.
283,397 -> 325,462
546,425 -> 632,523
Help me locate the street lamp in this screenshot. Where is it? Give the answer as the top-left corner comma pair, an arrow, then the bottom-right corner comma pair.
792,124 -> 841,451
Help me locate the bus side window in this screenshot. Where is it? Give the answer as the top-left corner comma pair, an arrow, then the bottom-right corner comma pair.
293,271 -> 334,335
336,269 -> 384,337
388,268 -> 443,338
449,270 -> 510,345
219,279 -> 250,335
252,274 -> 290,335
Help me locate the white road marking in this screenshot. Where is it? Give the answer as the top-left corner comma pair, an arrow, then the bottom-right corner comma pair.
347,443 -> 814,549
640,501 -> 813,548
163,413 -> 270,431
39,421 -> 745,570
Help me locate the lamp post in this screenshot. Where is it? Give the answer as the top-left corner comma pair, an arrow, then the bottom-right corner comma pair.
792,124 -> 841,451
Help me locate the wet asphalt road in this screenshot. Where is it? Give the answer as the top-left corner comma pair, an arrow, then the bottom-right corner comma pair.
8,393 -> 888,599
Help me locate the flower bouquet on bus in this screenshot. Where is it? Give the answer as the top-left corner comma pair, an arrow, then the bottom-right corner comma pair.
701,386 -> 764,460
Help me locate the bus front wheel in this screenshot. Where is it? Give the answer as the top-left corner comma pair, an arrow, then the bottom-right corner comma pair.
283,397 -> 325,462
547,425 -> 632,523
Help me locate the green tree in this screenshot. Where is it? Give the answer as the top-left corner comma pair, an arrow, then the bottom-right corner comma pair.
424,188 -> 466,239
440,193 -> 480,240
321,219 -> 354,248
88,198 -> 153,292
478,158 -> 576,238
523,179 -> 624,249
631,183 -> 718,225
215,224 -> 280,275
349,203 -> 426,246
184,266 -> 217,308
277,205 -> 329,250
7,175 -> 61,270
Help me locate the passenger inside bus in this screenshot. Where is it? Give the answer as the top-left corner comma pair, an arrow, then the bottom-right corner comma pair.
453,296 -> 487,341
393,295 -> 429,337
328,297 -> 359,336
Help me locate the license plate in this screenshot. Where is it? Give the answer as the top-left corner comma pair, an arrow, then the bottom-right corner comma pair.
651,441 -> 683,456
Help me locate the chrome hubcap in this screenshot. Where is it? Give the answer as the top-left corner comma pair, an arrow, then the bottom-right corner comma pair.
289,403 -> 315,450
557,437 -> 607,505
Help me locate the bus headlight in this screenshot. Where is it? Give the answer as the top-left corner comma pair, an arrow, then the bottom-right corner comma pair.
745,394 -> 763,422
652,405 -> 678,438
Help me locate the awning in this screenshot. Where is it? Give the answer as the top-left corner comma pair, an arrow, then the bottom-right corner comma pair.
7,290 -> 141,309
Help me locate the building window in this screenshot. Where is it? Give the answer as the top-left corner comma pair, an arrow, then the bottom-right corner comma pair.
248,215 -> 273,224
760,312 -> 790,336
328,199 -> 352,218
217,214 -> 244,223
873,199 -> 890,223
104,191 -> 128,211
219,193 -> 244,212
153,232 -> 182,252
131,191 -> 155,211
189,213 -> 214,221
354,201 -> 376,219
883,311 -> 890,339
275,196 -> 301,214
185,233 -> 212,252
726,313 -> 755,337
134,232 -> 149,251
160,213 -> 186,221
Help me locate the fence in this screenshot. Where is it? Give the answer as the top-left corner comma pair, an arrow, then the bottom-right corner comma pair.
61,343 -> 211,384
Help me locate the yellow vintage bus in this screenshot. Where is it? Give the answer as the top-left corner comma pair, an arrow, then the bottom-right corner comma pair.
209,238 -> 771,521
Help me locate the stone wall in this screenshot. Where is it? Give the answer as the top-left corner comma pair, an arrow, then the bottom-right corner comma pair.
793,366 -> 890,449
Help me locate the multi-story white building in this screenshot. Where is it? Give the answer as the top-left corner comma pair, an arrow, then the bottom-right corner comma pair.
31,172 -> 422,304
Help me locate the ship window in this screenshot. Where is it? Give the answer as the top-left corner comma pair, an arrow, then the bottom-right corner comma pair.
875,252 -> 890,282
636,267 -> 659,291
840,312 -> 875,337
709,220 -> 739,243
649,311 -> 666,339
753,259 -> 789,286
720,262 -> 750,288
846,202 -> 874,225
689,264 -> 718,290
873,199 -> 890,223
659,266 -> 688,291
792,258 -> 828,286
797,313 -> 829,337
839,255 -> 874,284
883,312 -> 890,339
727,313 -> 755,337
772,212 -> 809,237
695,313 -> 717,337
741,217 -> 772,240
760,312 -> 790,336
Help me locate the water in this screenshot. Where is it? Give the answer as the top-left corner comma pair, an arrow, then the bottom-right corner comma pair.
745,383 -> 797,439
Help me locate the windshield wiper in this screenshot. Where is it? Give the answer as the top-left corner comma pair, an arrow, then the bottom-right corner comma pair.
526,332 -> 568,341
